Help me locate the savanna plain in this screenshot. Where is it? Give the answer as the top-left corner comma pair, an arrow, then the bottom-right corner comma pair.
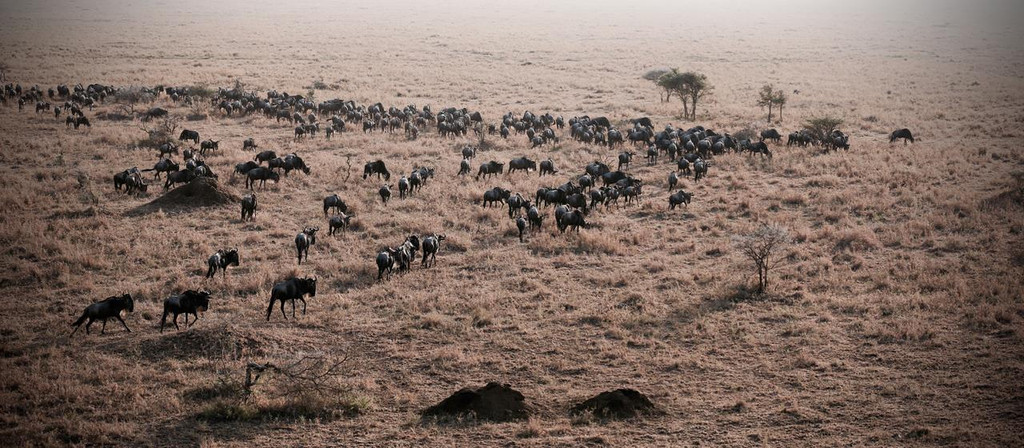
0,1 -> 1022,446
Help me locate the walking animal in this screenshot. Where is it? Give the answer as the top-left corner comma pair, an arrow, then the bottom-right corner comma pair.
70,294 -> 134,335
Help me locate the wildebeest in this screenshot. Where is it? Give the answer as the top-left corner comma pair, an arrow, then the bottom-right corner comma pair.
398,176 -> 410,199
199,139 -> 220,155
557,209 -> 586,233
668,172 -> 679,191
618,152 -> 634,170
245,167 -> 280,189
242,137 -> 258,151
508,157 -> 536,174
461,145 -> 476,160
113,167 -> 140,191
323,194 -> 348,216
586,161 -> 611,178
760,128 -> 782,143
538,159 -> 557,176
206,249 -> 239,278
889,128 -> 914,144
73,116 -> 91,129
295,227 -> 319,264
516,216 -> 527,242
145,158 -> 179,180
393,235 -> 420,272
458,158 -> 471,176
364,160 -> 390,180
124,172 -> 148,196
179,129 -> 200,144
693,159 -> 709,182
70,294 -> 134,335
266,277 -> 317,320
376,248 -> 398,281
482,186 -> 511,207
476,161 -> 504,180
255,150 -> 277,164
160,290 -> 211,332
420,234 -> 446,267
164,169 -> 196,189
328,213 -> 353,235
379,184 -> 392,204
669,190 -> 692,210
158,142 -> 179,158
234,161 -> 260,177
240,193 -> 257,221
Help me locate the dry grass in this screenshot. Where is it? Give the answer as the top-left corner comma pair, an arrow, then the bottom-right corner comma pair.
1,1 -> 1023,446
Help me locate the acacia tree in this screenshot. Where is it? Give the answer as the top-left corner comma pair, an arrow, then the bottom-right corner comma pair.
757,84 -> 775,122
735,224 -> 790,294
657,69 -> 687,116
643,68 -> 671,102
774,90 -> 787,122
678,71 -> 710,120
803,116 -> 844,142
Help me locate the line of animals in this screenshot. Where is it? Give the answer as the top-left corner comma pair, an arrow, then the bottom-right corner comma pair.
3,81 -> 916,338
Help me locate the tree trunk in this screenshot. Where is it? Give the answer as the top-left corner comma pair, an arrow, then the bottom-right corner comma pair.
767,104 -> 773,123
778,104 -> 783,122
682,101 -> 689,120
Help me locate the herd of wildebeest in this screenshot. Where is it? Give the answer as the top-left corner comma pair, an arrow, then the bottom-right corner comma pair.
2,82 -> 917,336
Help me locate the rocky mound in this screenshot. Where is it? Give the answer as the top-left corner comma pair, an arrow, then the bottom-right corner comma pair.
570,389 -> 661,419
128,177 -> 239,215
422,382 -> 531,422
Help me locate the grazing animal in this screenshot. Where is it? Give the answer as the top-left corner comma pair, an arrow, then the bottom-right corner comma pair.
363,160 -> 390,180
420,234 -> 446,267
255,150 -> 277,164
379,184 -> 392,204
508,157 -> 537,174
482,187 -> 511,207
458,158 -> 471,176
669,190 -> 692,210
295,227 -> 319,264
242,137 -> 257,151
206,249 -> 239,278
266,277 -> 317,320
158,142 -> 179,158
760,128 -> 782,143
693,159 -> 708,182
889,128 -> 914,144
323,194 -> 348,216
618,151 -> 634,170
328,213 -> 353,235
199,139 -> 219,155
461,145 -> 476,160
113,167 -> 140,191
164,169 -> 196,189
516,217 -> 527,242
376,248 -> 398,281
245,167 -> 280,189
240,193 -> 257,221
178,129 -> 200,144
398,176 -> 410,199
70,294 -> 134,335
527,205 -> 544,230
476,161 -> 504,180
73,116 -> 91,129
668,171 -> 679,191
160,290 -> 211,332
539,159 -> 557,176
234,161 -> 260,177
557,209 -> 586,233
124,172 -> 148,196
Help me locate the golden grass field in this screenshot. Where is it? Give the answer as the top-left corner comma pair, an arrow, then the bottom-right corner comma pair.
1,0 -> 1023,446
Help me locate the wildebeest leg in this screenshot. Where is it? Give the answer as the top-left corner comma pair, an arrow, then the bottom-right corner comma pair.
280,300 -> 288,319
101,319 -> 107,334
173,313 -> 181,331
291,299 -> 296,318
85,318 -> 94,335
116,315 -> 131,332
299,298 -> 306,315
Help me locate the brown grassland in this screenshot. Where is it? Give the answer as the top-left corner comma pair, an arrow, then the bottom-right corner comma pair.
1,0 -> 1023,446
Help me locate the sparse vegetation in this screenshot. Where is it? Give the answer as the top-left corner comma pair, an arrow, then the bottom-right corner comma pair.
735,224 -> 790,294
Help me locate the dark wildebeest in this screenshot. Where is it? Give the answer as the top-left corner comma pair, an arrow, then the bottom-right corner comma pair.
476,161 -> 504,180
461,145 -> 476,160
669,190 -> 692,210
295,227 -> 319,264
376,248 -> 398,281
158,142 -> 179,158
113,167 -> 140,191
760,128 -> 782,143
255,150 -> 277,164
508,157 -> 536,174
398,176 -> 410,199
199,139 -> 219,155
482,187 -> 511,207
539,159 -> 557,176
507,193 -> 529,218
420,234 -> 446,267
379,184 -> 392,204
693,159 -> 709,182
245,167 -> 279,189
586,161 -> 611,179
240,193 -> 257,221
516,217 -> 527,242
323,194 -> 348,216
266,277 -> 317,320
206,249 -> 239,278
618,152 -> 634,170
70,294 -> 134,335
889,128 -> 914,144
124,172 -> 148,196
668,172 -> 679,191
179,129 -> 200,144
363,160 -> 390,180
557,209 -> 586,233
146,158 -> 179,180
527,205 -> 544,230
328,213 -> 353,235
234,161 -> 260,177
160,290 -> 211,332
73,116 -> 91,129
458,158 -> 471,176
164,169 -> 196,189
242,137 -> 258,151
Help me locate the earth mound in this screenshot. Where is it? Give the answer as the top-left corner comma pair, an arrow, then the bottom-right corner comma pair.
570,388 -> 661,419
422,382 -> 531,422
128,177 -> 239,215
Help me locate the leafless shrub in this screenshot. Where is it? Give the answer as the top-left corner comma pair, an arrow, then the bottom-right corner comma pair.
734,224 -> 790,294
